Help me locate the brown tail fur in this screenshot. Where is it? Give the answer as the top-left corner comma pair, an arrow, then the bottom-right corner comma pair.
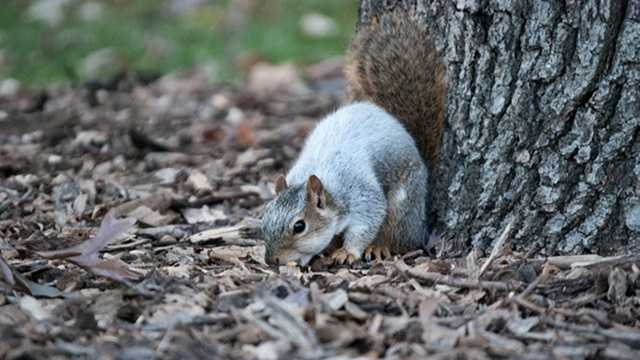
344,9 -> 446,170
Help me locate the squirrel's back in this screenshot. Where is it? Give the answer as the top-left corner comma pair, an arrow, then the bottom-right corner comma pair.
287,102 -> 422,192
345,9 -> 445,171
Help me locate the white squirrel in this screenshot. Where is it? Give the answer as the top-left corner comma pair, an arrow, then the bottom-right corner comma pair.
261,9 -> 445,266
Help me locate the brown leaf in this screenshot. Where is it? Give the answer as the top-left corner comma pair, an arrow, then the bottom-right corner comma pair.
39,209 -> 136,260
38,209 -> 140,284
235,120 -> 256,147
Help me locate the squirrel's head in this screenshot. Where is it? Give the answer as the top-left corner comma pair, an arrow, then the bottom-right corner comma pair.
261,174 -> 341,266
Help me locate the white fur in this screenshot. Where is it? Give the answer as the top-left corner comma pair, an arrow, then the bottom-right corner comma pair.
393,187 -> 407,207
263,101 -> 429,263
287,102 -> 419,193
294,218 -> 344,256
285,102 -> 427,258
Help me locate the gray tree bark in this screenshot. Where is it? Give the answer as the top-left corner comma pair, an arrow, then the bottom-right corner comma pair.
357,0 -> 640,256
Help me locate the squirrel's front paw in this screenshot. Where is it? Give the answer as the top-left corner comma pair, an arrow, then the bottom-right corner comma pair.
363,244 -> 392,262
329,248 -> 359,265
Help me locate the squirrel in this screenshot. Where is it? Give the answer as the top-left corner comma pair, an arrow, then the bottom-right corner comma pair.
261,8 -> 445,266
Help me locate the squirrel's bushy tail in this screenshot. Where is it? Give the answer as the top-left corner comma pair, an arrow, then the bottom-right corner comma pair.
345,9 -> 445,169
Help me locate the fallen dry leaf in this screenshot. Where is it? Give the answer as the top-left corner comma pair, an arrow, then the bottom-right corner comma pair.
38,209 -> 140,284
235,120 -> 256,147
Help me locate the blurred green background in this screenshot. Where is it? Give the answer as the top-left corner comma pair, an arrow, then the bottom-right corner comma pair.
0,0 -> 357,87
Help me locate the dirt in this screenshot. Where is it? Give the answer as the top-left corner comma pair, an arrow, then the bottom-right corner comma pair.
1,62 -> 639,360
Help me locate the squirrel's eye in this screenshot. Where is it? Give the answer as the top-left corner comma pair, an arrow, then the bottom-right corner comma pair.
293,220 -> 306,234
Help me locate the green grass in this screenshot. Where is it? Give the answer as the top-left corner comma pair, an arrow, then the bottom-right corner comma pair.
0,0 -> 357,87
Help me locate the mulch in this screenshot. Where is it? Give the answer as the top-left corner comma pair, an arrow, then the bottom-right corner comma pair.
1,63 -> 639,359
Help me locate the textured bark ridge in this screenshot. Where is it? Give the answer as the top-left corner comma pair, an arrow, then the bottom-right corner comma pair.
357,0 -> 640,256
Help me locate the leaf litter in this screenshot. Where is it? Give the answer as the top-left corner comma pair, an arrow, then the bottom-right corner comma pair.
0,63 -> 639,359
38,209 -> 140,285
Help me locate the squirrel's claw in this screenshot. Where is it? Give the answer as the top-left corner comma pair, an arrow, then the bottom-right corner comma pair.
329,248 -> 358,265
364,244 -> 392,262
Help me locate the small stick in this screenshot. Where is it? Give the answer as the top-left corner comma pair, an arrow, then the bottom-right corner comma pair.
104,238 -> 151,252
511,291 -> 608,323
190,218 -> 262,245
172,190 -> 260,210
546,255 -> 603,268
518,261 -> 552,299
572,254 -> 640,270
509,293 -> 549,314
478,219 -> 514,278
397,261 -> 522,292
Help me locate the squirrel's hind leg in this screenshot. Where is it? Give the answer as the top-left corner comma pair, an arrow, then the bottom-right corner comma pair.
380,164 -> 429,254
397,174 -> 429,252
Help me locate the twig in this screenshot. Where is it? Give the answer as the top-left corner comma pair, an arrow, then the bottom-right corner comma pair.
511,292 -> 612,327
572,254 -> 640,270
190,219 -> 262,246
563,293 -> 604,308
518,261 -> 552,298
521,254 -> 616,270
137,224 -> 202,240
104,238 -> 151,252
401,249 -> 424,260
478,219 -> 514,278
397,261 -> 522,292
171,190 -> 260,210
545,318 -> 640,348
509,293 -> 550,315
546,255 -> 604,269
134,313 -> 235,332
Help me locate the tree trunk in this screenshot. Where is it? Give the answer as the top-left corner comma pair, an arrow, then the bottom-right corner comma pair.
357,0 -> 640,256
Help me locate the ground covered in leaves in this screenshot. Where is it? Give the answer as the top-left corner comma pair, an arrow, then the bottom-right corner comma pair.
1,63 -> 640,359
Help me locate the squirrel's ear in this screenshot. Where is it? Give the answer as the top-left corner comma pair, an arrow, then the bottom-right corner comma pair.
305,175 -> 326,209
274,175 -> 287,194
